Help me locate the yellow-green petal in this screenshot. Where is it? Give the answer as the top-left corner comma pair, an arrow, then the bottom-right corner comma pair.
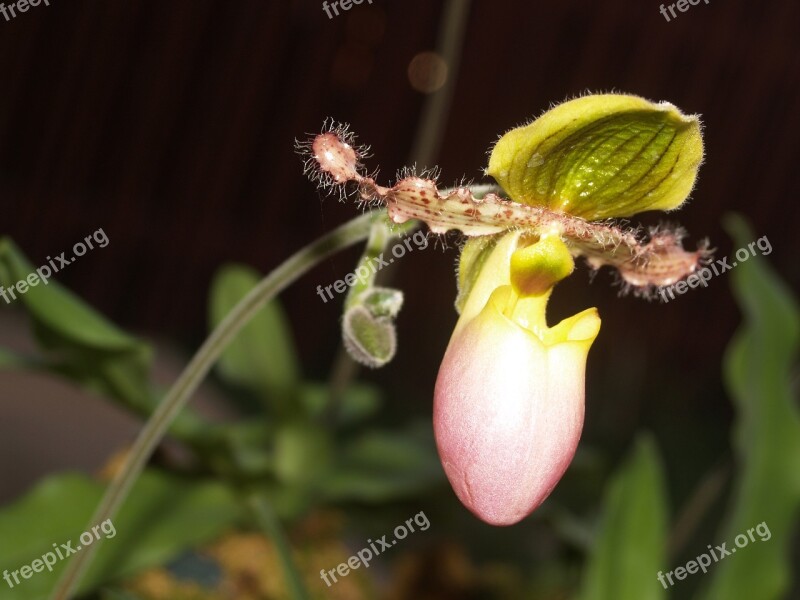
487,94 -> 704,220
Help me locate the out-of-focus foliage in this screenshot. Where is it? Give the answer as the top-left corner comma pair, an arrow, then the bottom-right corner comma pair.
0,237 -> 209,441
698,215 -> 800,600
579,435 -> 668,600
0,251 -> 444,600
0,471 -> 243,600
209,264 -> 300,411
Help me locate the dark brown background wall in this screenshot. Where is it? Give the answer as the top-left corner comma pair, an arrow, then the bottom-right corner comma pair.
1,0 -> 798,450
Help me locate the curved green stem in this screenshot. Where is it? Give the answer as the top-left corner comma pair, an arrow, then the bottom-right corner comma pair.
248,494 -> 310,600
49,210 -> 382,600
326,218 -> 418,416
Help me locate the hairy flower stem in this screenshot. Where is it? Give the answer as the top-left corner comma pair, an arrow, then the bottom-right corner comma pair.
302,122 -> 710,297
49,210 -> 382,600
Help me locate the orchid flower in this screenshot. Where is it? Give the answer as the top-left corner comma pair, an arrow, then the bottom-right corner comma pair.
299,93 -> 707,526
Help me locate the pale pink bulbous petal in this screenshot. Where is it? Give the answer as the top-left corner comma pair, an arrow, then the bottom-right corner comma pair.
434,288 -> 598,526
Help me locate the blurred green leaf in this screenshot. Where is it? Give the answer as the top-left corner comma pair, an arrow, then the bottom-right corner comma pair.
0,238 -> 208,441
579,434 -> 668,600
0,238 -> 143,351
263,483 -> 316,521
699,215 -> 800,600
300,382 -> 383,426
0,238 -> 151,395
100,590 -> 144,600
0,470 -> 244,600
274,421 -> 333,486
209,264 -> 300,408
322,423 -> 444,503
205,420 -> 277,477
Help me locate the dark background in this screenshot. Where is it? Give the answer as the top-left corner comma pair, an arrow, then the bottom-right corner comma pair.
1,0 -> 798,536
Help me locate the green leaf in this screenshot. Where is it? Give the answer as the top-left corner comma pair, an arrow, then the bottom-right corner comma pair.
0,238 -> 209,442
299,382 -> 383,426
321,424 -> 444,503
0,236 -> 149,367
699,215 -> 800,600
0,238 -> 141,351
579,434 -> 668,600
209,264 -> 300,404
0,470 -> 244,599
274,421 -> 333,486
200,420 -> 277,477
100,589 -> 145,600
0,238 -> 147,400
487,94 -> 703,220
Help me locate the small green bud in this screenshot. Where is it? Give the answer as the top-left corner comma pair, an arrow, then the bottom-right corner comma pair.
342,305 -> 397,368
487,94 -> 704,220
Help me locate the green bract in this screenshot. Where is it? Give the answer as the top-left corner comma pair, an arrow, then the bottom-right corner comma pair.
487,94 -> 704,220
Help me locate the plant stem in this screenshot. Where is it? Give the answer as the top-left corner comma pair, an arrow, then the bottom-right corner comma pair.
49,210 -> 381,600
668,461 -> 731,559
248,494 -> 311,600
408,0 -> 473,168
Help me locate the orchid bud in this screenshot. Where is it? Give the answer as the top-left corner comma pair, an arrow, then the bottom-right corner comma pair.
342,287 -> 404,369
434,232 -> 600,525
